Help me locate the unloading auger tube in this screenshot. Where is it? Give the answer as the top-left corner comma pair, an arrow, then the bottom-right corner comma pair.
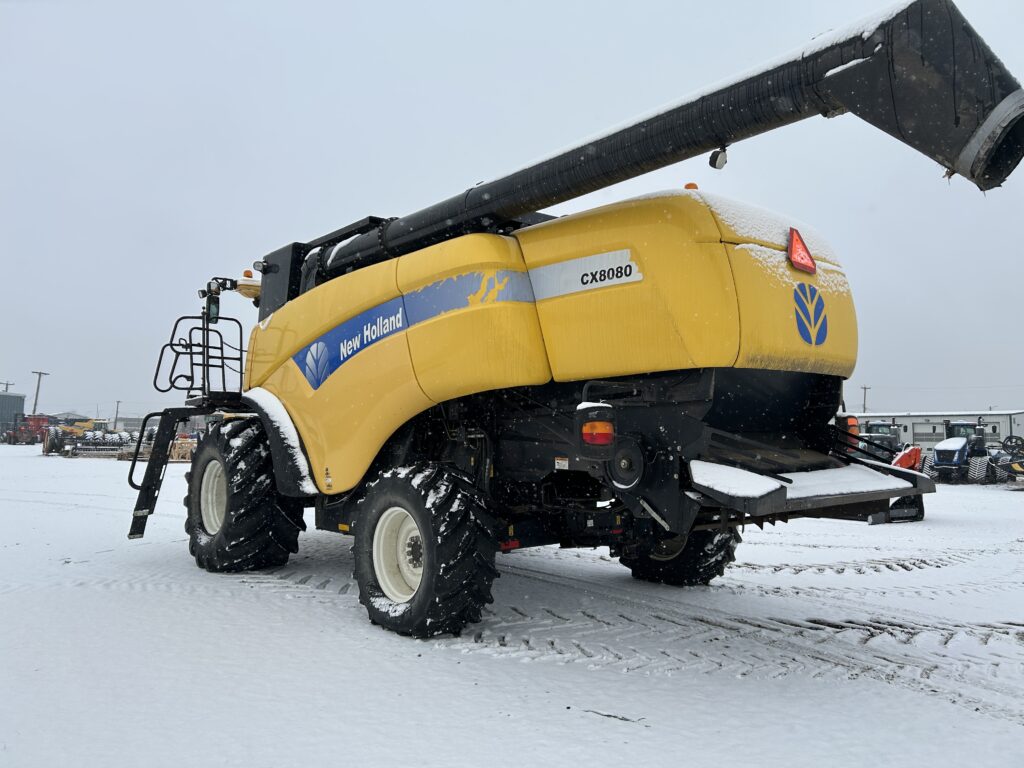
296,0 -> 1023,288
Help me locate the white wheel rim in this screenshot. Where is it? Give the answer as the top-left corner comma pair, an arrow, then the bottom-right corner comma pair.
372,506 -> 424,603
200,460 -> 227,535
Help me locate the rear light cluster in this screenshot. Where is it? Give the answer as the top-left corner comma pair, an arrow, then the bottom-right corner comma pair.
581,420 -> 614,446
575,403 -> 616,460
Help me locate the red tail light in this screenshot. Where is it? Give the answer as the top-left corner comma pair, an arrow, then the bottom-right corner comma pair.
788,227 -> 816,274
581,420 -> 615,446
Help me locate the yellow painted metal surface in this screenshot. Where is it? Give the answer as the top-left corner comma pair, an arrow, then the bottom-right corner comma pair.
397,234 -> 551,402
514,195 -> 740,381
727,243 -> 857,377
247,259 -> 401,389
514,192 -> 856,381
260,334 -> 432,494
243,191 -> 858,495
246,259 -> 432,493
245,234 -> 551,493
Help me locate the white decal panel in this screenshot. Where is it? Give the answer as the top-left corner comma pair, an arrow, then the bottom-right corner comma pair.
528,249 -> 643,301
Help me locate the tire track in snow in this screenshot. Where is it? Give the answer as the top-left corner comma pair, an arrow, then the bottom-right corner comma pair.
732,553 -> 976,575
235,550 -> 1024,725
72,530 -> 1022,726
467,560 -> 1024,725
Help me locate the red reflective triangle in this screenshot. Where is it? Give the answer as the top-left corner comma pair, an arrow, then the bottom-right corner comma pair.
788,227 -> 816,274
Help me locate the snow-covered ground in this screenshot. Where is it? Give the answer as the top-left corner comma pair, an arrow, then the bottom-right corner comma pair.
1,446 -> 1022,767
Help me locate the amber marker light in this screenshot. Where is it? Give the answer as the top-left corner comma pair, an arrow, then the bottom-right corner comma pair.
581,420 -> 615,446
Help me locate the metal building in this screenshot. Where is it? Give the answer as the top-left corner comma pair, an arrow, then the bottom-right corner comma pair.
0,392 -> 27,434
853,410 -> 1024,455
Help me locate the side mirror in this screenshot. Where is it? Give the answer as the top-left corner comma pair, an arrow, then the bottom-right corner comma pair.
206,294 -> 220,324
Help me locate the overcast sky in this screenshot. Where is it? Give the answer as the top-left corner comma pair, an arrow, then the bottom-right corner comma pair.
2,0 -> 1022,419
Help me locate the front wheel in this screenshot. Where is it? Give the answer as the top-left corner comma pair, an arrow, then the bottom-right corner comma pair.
353,465 -> 497,638
184,418 -> 306,572
622,529 -> 741,586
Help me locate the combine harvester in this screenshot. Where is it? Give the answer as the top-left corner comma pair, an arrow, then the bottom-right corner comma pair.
127,0 -> 1023,636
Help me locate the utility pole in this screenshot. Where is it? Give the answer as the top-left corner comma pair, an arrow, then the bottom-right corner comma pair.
860,385 -> 871,412
30,371 -> 49,415
0,381 -> 13,392
113,400 -> 121,431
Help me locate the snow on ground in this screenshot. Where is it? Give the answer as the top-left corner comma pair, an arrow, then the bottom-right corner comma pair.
1,446 -> 1022,767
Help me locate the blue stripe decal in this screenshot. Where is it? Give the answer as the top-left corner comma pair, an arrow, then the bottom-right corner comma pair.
404,270 -> 534,325
292,270 -> 535,390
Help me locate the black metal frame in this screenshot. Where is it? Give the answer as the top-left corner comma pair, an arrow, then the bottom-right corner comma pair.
128,406 -> 209,539
153,314 -> 244,400
829,426 -> 903,464
127,296 -> 247,539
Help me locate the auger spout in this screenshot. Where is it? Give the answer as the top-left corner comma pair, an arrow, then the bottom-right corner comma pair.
317,0 -> 1021,280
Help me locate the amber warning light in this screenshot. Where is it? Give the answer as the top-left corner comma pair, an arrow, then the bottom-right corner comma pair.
788,228 -> 816,274
581,421 -> 615,446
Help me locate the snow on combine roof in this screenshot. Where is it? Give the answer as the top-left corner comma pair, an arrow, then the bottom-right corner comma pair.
693,191 -> 840,264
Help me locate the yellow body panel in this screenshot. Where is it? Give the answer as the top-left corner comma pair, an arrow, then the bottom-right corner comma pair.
514,195 -> 739,381
243,191 -> 858,495
514,192 -> 856,381
246,259 -> 429,493
727,244 -> 857,376
246,234 -> 551,493
261,334 -> 433,494
398,233 -> 523,287
247,259 -> 401,389
397,235 -> 551,402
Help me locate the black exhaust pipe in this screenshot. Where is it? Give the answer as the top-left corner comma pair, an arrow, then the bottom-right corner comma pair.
320,0 -> 1022,279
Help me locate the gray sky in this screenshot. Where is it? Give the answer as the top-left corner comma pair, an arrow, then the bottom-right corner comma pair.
2,0 -> 1022,418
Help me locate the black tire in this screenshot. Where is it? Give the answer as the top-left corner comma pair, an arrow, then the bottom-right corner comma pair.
353,464 -> 498,638
44,427 -> 61,454
622,529 -> 741,586
184,418 -> 305,573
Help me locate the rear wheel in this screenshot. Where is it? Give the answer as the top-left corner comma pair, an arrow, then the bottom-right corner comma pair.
623,529 -> 741,586
184,418 -> 306,572
353,464 -> 497,638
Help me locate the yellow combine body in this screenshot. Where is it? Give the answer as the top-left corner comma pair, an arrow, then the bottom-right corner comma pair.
127,0 -> 1022,637
246,191 -> 857,495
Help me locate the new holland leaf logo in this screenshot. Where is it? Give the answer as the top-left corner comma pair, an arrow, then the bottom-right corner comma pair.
794,283 -> 828,346
303,341 -> 330,388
